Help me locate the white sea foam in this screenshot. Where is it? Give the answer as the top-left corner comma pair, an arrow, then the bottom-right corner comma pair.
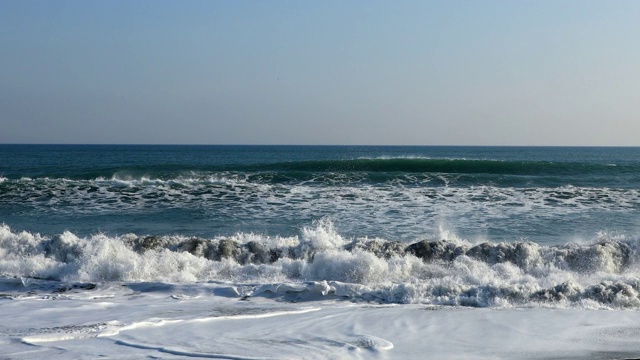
4,280 -> 640,359
2,175 -> 639,243
2,222 -> 640,309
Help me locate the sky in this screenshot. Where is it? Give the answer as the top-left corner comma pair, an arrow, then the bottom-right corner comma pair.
1,0 -> 639,146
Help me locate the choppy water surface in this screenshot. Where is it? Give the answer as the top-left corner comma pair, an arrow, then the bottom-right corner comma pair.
2,145 -> 639,243
2,145 -> 640,308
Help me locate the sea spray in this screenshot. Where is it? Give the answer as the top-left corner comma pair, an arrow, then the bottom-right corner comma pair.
2,222 -> 640,308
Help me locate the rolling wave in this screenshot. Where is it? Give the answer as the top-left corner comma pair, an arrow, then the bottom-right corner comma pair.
2,223 -> 640,309
2,157 -> 635,180
254,158 -> 626,176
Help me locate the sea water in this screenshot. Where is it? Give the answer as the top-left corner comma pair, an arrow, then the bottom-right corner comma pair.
2,145 -> 640,358
3,145 -> 639,243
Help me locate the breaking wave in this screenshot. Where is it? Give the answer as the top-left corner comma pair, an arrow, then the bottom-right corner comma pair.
2,221 -> 640,309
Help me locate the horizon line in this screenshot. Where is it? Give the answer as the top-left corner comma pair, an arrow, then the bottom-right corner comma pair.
0,143 -> 639,148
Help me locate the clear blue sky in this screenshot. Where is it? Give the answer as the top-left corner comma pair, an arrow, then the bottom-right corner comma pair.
1,0 -> 639,145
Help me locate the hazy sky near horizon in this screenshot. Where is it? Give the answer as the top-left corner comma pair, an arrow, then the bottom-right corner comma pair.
1,1 -> 639,145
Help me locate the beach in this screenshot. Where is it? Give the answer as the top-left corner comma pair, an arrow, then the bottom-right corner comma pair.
3,279 -> 640,359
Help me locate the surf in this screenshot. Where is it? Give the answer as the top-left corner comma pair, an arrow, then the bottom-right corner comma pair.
3,222 -> 640,309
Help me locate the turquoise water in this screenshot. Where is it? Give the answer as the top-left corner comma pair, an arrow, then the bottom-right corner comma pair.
2,145 -> 639,244
3,145 -> 640,308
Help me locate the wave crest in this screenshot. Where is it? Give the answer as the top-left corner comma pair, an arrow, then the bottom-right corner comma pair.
2,223 -> 640,308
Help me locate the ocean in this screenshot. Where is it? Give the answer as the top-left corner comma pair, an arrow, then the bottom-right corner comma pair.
3,145 -> 639,243
2,145 -> 640,359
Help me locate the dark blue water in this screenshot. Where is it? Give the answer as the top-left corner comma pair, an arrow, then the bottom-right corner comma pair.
1,145 -> 639,244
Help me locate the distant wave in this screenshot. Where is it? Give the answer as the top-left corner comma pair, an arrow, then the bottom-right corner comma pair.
2,158 -> 638,195
243,158 -> 635,177
1,157 -> 634,181
2,222 -> 640,309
